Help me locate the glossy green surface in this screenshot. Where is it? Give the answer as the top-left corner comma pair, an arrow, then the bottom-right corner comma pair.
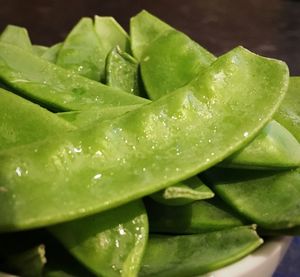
140,226 -> 262,277
150,176 -> 214,206
0,42 -> 149,111
223,120 -> 300,169
141,29 -> 215,100
50,200 -> 148,277
145,197 -> 245,234
94,16 -> 130,54
275,77 -> 300,142
0,88 -> 75,150
0,47 -> 288,231
0,25 -> 32,52
41,43 -> 62,63
58,105 -> 141,128
106,47 -> 141,95
130,10 -> 173,60
57,18 -> 106,81
205,167 -> 300,229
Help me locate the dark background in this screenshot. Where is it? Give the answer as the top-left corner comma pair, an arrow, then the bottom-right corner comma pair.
0,0 -> 299,276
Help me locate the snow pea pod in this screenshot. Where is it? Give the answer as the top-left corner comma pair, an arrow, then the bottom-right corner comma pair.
94,16 -> 130,54
57,18 -> 106,81
139,226 -> 262,277
130,10 -> 173,60
0,46 -> 288,231
141,29 -> 215,100
41,43 -> 62,63
145,197 -> 245,234
222,120 -> 300,169
150,176 -> 214,206
0,25 -> 32,52
33,45 -> 48,57
0,88 -> 75,150
0,42 -> 149,111
50,200 -> 148,277
275,76 -> 300,142
205,167 -> 300,229
106,47 -> 141,95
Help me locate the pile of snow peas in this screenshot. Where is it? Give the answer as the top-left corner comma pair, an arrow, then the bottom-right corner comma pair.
0,10 -> 299,277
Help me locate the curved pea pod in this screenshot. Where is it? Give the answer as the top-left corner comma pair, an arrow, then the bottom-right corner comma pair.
139,226 -> 263,277
57,105 -> 141,128
57,18 -> 106,81
0,46 -> 288,231
130,10 -> 173,60
150,176 -> 214,206
33,45 -> 48,56
0,25 -> 32,52
0,88 -> 75,150
94,16 -> 130,53
145,197 -> 245,234
0,42 -> 149,111
141,29 -> 215,100
50,200 -> 148,277
106,47 -> 141,95
275,77 -> 300,142
41,43 -> 62,63
205,167 -> 300,229
221,120 -> 300,169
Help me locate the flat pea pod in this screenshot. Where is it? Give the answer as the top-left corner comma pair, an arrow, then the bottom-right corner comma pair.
58,105 -> 141,128
145,197 -> 245,234
0,88 -> 75,150
0,42 -> 149,111
139,226 -> 263,277
57,18 -> 106,81
205,167 -> 300,229
94,16 -> 130,54
0,25 -> 32,52
222,120 -> 300,169
130,10 -> 173,60
141,29 -> 215,100
41,43 -> 62,63
106,47 -> 141,95
33,45 -> 49,56
275,76 -> 300,142
0,46 -> 288,231
50,200 -> 148,277
150,176 -> 214,206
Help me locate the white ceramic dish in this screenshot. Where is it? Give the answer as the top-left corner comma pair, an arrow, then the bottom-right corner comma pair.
202,236 -> 292,277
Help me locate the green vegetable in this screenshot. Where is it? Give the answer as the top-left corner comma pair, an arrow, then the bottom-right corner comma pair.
50,200 -> 148,277
41,43 -> 62,63
0,46 -> 288,231
106,47 -> 141,95
0,42 -> 149,111
57,18 -> 106,81
140,226 -> 263,277
145,197 -> 245,234
205,167 -> 300,229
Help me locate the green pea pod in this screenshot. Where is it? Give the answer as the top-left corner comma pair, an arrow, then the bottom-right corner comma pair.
205,167 -> 300,229
275,76 -> 300,142
41,43 -> 62,63
141,29 -> 216,100
33,45 -> 49,56
222,120 -> 300,169
150,176 -> 214,206
0,25 -> 32,52
0,42 -> 149,111
106,47 -> 141,95
0,245 -> 46,277
57,105 -> 141,128
145,197 -> 245,234
139,226 -> 263,277
57,18 -> 106,81
0,46 -> 288,231
130,10 -> 173,60
94,16 -> 130,53
50,200 -> 148,277
0,88 -> 75,150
